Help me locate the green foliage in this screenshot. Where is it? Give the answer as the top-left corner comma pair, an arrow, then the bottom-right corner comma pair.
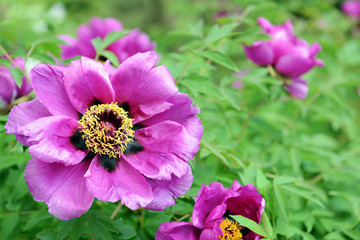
1,0 -> 360,239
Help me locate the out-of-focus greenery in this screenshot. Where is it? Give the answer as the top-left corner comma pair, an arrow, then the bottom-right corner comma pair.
1,0 -> 360,239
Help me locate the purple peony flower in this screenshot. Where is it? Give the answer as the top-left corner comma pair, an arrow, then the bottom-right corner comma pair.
5,51 -> 203,220
342,0 -> 360,19
156,180 -> 265,240
244,17 -> 323,78
0,58 -> 32,111
59,17 -> 155,63
284,77 -> 308,100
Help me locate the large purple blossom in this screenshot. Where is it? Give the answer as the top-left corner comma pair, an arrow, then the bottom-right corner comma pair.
244,17 -> 323,99
342,0 -> 360,19
5,51 -> 203,220
0,58 -> 32,110
156,180 -> 265,240
59,17 -> 155,63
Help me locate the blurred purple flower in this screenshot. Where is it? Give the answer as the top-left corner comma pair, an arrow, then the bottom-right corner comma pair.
342,1 -> 360,19
231,70 -> 251,90
284,77 -> 308,100
5,52 -> 203,220
244,17 -> 323,78
156,180 -> 265,240
0,58 -> 32,110
59,17 -> 155,63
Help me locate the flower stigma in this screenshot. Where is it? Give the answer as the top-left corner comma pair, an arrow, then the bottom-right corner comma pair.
78,103 -> 134,158
219,218 -> 243,240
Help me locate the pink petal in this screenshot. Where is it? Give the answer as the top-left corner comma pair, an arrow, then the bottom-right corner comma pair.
285,77 -> 308,100
226,184 -> 265,224
124,121 -> 199,180
89,17 -> 123,38
141,93 -> 203,140
199,229 -> 220,240
244,42 -> 274,66
275,54 -> 315,77
85,157 -> 153,210
20,116 -> 86,165
63,57 -> 115,114
30,63 -> 78,119
192,182 -> 230,229
156,222 -> 201,240
0,68 -> 17,105
25,158 -> 94,220
5,98 -> 52,146
145,165 -> 193,211
111,51 -> 178,122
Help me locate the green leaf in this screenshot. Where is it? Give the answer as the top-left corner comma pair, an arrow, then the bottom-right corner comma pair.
8,68 -> 23,88
273,186 -> 288,221
91,37 -> 103,52
71,217 -> 85,240
0,59 -> 11,67
0,154 -> 30,171
200,140 -> 230,167
31,53 -> 57,65
199,50 -> 239,71
205,23 -> 238,45
280,185 -> 325,208
56,219 -> 75,240
180,75 -> 220,97
102,30 -> 129,48
117,225 -> 137,239
0,214 -> 19,240
36,229 -> 56,240
230,214 -> 267,238
101,50 -> 120,67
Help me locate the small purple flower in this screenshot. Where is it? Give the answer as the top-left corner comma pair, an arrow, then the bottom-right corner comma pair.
285,77 -> 308,100
156,180 -> 265,240
5,51 -> 203,220
244,17 -> 323,79
59,17 -> 155,63
0,58 -> 32,110
342,1 -> 360,19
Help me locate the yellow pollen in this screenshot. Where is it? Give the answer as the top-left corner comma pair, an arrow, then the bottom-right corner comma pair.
219,218 -> 243,240
78,103 -> 134,158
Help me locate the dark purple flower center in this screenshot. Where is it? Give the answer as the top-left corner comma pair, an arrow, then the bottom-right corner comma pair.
78,103 -> 134,159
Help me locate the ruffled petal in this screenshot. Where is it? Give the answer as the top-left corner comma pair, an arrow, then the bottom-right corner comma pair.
25,158 -> 93,220
84,157 -> 153,210
111,51 -> 178,122
192,182 -> 230,229
30,63 -> 78,118
226,184 -> 265,224
141,93 -> 203,140
244,42 -> 274,66
5,98 -> 52,146
145,165 -> 193,211
63,57 -> 115,114
123,121 -> 199,180
156,222 -> 201,240
20,116 -> 86,165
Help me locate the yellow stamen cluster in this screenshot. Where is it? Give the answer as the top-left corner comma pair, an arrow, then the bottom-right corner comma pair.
219,218 -> 243,240
78,103 -> 134,158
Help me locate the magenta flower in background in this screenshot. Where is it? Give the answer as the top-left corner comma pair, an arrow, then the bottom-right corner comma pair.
156,180 -> 265,240
244,17 -> 323,99
5,51 -> 203,220
342,0 -> 360,19
59,17 -> 155,63
0,58 -> 32,110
